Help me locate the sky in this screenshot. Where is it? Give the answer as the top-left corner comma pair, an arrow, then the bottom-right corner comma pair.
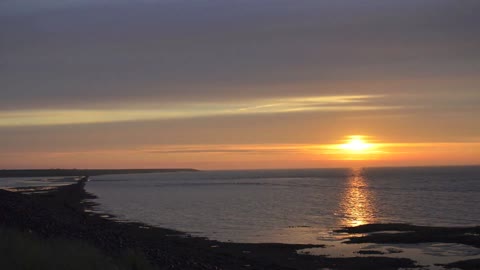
1,0 -> 479,169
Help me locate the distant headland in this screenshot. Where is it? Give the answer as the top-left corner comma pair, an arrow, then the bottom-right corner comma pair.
0,169 -> 198,178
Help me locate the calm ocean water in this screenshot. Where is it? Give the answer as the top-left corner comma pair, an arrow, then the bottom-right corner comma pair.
85,166 -> 480,244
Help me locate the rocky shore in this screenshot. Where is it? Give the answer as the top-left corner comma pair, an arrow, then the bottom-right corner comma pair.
0,178 -> 477,270
336,223 -> 480,248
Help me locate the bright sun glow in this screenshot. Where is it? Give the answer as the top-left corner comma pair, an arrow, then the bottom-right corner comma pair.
341,136 -> 372,153
317,135 -> 381,160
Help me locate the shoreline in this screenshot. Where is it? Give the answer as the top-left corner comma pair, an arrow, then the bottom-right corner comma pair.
1,179 -> 478,269
0,169 -> 198,178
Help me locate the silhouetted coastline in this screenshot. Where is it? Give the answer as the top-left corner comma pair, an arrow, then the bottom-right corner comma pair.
0,169 -> 197,178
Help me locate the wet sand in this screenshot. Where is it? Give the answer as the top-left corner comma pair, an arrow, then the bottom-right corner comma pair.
335,223 -> 480,269
0,178 -> 477,269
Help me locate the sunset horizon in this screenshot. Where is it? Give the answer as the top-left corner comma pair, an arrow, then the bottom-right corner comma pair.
1,2 -> 479,269
1,1 -> 479,170
2,133 -> 479,170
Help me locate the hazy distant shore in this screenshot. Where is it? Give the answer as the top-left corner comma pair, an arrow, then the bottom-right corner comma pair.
1,178 -> 479,270
0,168 -> 198,178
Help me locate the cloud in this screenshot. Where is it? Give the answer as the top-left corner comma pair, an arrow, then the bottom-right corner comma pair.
144,144 -> 311,155
0,95 -> 396,127
1,1 -> 479,169
1,0 -> 479,110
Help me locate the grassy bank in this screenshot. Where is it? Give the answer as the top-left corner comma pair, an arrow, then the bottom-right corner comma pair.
0,226 -> 156,270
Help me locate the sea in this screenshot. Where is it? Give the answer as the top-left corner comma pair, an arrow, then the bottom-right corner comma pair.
85,166 -> 480,245
2,166 -> 480,269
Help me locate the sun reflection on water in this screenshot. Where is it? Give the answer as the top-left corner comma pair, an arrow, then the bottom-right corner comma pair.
339,168 -> 376,227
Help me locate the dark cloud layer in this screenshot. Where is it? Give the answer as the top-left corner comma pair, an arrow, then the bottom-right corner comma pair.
1,0 -> 480,109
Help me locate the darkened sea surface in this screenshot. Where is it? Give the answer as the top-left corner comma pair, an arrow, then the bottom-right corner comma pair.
86,166 -> 480,245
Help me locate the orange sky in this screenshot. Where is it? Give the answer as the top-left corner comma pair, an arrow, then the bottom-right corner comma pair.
2,139 -> 479,170
1,1 -> 479,169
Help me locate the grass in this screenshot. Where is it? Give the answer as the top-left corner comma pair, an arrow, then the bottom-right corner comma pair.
0,226 -> 157,270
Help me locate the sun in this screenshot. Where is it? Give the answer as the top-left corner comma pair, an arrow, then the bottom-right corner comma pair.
316,135 -> 381,160
341,135 -> 372,153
